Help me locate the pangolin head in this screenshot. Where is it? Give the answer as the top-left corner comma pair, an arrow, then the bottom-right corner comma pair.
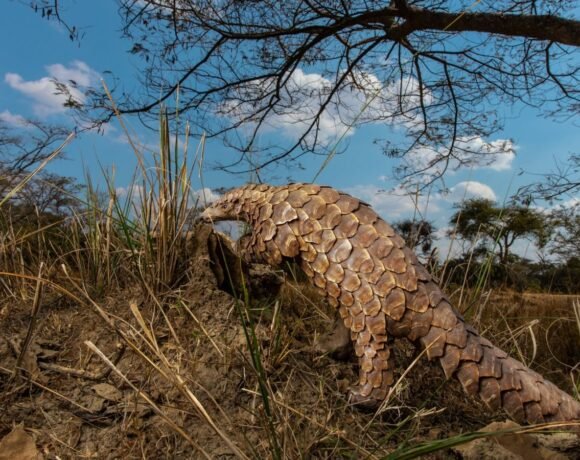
199,185 -> 254,223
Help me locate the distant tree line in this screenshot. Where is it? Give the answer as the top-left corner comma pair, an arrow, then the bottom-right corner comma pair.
394,198 -> 580,294
1,115 -> 578,294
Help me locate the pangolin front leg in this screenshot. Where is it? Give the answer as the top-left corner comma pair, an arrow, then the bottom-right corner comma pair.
201,183 -> 580,425
350,332 -> 397,406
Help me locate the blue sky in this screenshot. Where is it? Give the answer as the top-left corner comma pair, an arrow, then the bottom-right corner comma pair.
1,1 -> 578,259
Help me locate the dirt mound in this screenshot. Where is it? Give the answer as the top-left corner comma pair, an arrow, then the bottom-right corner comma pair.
0,225 -> 577,458
455,421 -> 580,459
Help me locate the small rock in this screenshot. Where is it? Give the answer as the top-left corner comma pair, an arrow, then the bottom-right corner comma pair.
91,383 -> 123,402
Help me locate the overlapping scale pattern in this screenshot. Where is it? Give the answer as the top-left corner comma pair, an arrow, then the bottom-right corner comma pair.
205,183 -> 580,424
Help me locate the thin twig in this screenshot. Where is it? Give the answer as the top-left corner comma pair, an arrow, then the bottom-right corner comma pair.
0,365 -> 94,413
39,343 -> 126,380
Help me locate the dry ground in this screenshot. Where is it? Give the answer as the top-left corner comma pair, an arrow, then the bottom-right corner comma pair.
1,226 -> 579,459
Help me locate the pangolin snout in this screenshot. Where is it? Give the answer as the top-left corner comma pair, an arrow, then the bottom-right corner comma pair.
199,205 -> 230,223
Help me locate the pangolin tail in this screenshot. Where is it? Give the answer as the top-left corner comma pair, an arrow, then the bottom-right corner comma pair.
424,294 -> 580,425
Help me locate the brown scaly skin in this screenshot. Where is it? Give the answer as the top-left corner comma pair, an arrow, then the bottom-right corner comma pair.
201,183 -> 580,425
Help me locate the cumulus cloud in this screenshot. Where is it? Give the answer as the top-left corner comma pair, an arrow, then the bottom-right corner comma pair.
192,187 -> 221,205
4,61 -> 99,117
344,182 -> 496,225
558,197 -> 579,210
222,68 -> 427,147
402,136 -> 516,184
221,66 -> 518,184
433,225 -> 454,240
0,110 -> 28,127
47,61 -> 96,87
115,185 -> 220,207
533,196 -> 580,216
344,184 -> 439,220
115,184 -> 145,199
447,181 -> 497,202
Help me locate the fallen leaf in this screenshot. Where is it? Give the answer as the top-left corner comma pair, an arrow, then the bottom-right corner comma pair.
0,425 -> 42,460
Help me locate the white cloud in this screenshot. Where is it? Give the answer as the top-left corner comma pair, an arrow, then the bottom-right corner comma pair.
433,225 -> 454,241
192,187 -> 221,205
531,196 -> 579,215
115,185 -> 220,207
347,181 -> 496,221
344,184 -> 439,220
402,136 -> 516,185
447,181 -> 497,202
0,110 -> 28,127
115,184 -> 145,199
4,61 -> 99,117
46,61 -> 96,87
559,197 -> 580,210
221,66 -> 517,185
222,68 -> 428,147
223,67 -> 516,185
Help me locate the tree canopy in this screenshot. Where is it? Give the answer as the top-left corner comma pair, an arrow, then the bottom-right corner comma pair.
27,0 -> 580,184
393,218 -> 436,255
449,198 -> 549,264
549,204 -> 580,261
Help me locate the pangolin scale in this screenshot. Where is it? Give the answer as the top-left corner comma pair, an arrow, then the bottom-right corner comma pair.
201,183 -> 580,425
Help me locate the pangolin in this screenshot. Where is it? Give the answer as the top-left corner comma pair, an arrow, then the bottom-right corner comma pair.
200,183 -> 580,425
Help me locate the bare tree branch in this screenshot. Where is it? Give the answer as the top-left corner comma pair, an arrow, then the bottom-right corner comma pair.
0,119 -> 70,198
387,6 -> 580,46
36,0 -> 579,184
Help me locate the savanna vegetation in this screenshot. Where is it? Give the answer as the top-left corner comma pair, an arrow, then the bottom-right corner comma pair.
392,199 -> 580,295
1,113 -> 579,458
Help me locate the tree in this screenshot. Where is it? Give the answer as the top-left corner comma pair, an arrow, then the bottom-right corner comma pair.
0,115 -> 81,231
449,198 -> 549,265
0,117 -> 70,199
14,173 -> 81,216
549,204 -> 580,261
25,1 -> 580,184
393,218 -> 436,255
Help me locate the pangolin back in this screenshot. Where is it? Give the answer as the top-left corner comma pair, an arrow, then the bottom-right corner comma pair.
203,183 -> 580,425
